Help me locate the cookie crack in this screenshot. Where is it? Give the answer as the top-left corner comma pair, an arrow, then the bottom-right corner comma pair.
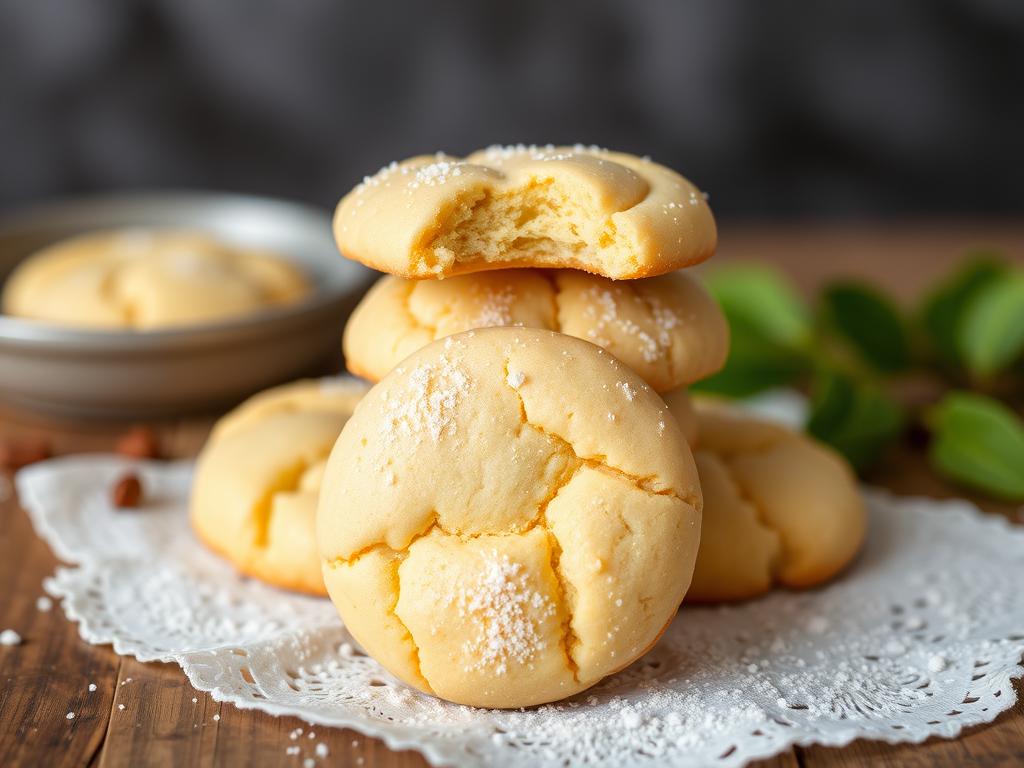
251,451 -> 330,548
541,524 -> 581,684
713,453 -> 785,580
392,559 -> 435,694
398,282 -> 439,343
501,356 -> 695,506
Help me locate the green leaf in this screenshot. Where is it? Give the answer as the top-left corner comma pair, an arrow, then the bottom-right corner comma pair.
928,391 -> 1024,501
821,282 -> 910,373
704,265 -> 812,348
957,273 -> 1024,379
919,253 -> 1008,366
806,370 -> 905,472
691,314 -> 809,398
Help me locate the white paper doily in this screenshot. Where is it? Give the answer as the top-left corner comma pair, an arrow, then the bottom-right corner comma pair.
16,456 -> 1024,767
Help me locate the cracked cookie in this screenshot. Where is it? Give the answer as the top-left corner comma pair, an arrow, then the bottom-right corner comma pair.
685,402 -> 866,603
190,377 -> 369,594
3,229 -> 309,330
318,327 -> 702,708
342,269 -> 727,393
333,145 -> 716,280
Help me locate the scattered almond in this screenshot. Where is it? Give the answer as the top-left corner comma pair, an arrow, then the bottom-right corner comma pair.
115,426 -> 161,460
111,473 -> 143,508
0,437 -> 52,471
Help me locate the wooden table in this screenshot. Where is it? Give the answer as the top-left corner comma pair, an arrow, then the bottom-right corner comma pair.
1,223 -> 1022,767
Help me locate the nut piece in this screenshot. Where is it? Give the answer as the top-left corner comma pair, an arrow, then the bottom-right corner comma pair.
111,473 -> 143,509
0,437 -> 52,471
115,426 -> 161,460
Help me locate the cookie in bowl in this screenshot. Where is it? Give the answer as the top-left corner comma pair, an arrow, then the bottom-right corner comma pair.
318,327 -> 702,708
343,269 -> 728,394
334,145 -> 716,281
190,377 -> 369,595
3,229 -> 309,330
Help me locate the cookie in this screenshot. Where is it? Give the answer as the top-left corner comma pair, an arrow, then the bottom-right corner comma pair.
685,402 -> 866,603
343,269 -> 728,393
3,229 -> 309,330
318,327 -> 701,708
190,377 -> 368,595
334,145 -> 716,280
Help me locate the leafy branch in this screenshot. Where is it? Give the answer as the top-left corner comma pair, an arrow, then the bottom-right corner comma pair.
694,251 -> 1024,501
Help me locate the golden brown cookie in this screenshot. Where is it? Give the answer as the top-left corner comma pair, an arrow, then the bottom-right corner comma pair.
319,327 -> 701,708
334,145 -> 716,280
685,402 -> 866,603
3,230 -> 308,330
190,378 -> 368,595
343,269 -> 727,393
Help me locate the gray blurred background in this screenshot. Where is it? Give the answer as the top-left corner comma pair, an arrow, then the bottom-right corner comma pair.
1,0 -> 1022,219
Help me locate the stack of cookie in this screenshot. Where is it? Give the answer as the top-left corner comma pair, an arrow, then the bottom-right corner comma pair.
190,145 -> 865,709
334,145 -> 865,605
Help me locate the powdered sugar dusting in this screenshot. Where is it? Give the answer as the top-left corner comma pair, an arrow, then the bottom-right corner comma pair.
442,550 -> 556,675
379,356 -> 471,447
473,285 -> 517,328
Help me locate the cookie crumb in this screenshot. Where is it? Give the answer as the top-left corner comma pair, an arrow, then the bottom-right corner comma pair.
928,654 -> 949,674
118,704 -> 125,711
88,683 -> 97,692
66,712 -> 75,720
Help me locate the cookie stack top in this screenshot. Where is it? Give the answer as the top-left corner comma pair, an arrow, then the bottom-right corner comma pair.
334,144 -> 716,280
334,144 -> 729,402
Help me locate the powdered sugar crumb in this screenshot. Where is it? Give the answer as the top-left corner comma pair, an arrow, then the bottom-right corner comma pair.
0,629 -> 21,646
506,369 -> 526,389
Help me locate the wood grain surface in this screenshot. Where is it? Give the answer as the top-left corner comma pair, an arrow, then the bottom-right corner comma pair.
1,223 -> 1022,767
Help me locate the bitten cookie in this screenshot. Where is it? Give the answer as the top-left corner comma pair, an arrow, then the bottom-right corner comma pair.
318,327 -> 702,708
334,145 -> 716,280
343,269 -> 728,393
191,377 -> 369,595
3,229 -> 309,330
685,402 -> 866,603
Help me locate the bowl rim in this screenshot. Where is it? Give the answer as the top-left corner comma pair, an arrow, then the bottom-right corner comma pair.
0,189 -> 361,354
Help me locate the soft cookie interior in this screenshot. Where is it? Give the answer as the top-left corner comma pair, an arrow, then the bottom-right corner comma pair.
334,146 -> 717,280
